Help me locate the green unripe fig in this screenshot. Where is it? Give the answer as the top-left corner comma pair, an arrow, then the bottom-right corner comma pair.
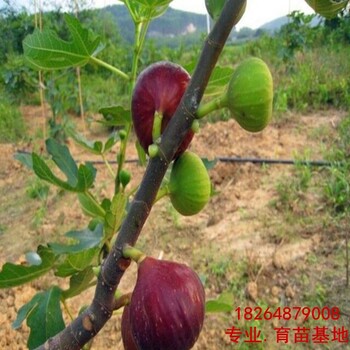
169,151 -> 211,216
119,169 -> 131,187
205,0 -> 247,23
119,129 -> 127,140
226,57 -> 273,132
305,0 -> 348,19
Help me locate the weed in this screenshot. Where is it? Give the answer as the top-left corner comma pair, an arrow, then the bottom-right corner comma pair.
0,91 -> 26,142
26,179 -> 50,200
25,178 -> 50,229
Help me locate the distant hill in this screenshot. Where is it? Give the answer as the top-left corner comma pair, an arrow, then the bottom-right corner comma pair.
101,5 -> 319,46
259,14 -> 322,33
102,5 -> 208,44
259,16 -> 290,32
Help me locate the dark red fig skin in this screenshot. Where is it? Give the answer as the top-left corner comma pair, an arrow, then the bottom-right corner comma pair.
121,305 -> 138,350
128,257 -> 205,350
131,61 -> 194,158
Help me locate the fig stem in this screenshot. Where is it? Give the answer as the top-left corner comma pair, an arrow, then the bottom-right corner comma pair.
191,120 -> 200,133
115,19 -> 150,194
62,299 -> 74,322
114,292 -> 132,310
101,153 -> 116,179
148,144 -> 159,158
152,112 -> 163,143
85,191 -> 106,216
89,56 -> 129,81
92,266 -> 101,277
122,245 -> 146,263
34,2 -> 246,348
196,94 -> 228,119
154,185 -> 170,202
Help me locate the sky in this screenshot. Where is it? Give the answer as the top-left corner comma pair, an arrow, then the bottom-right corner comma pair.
92,0 -> 315,29
4,0 -> 315,30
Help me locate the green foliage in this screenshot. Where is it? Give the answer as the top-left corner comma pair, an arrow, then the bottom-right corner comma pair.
0,89 -> 26,143
278,11 -> 318,62
205,292 -> 234,313
31,142 -> 97,193
0,246 -> 56,288
13,286 -> 65,350
23,14 -> 102,71
2,1 -> 350,348
1,54 -> 38,102
324,115 -> 350,215
0,6 -> 34,62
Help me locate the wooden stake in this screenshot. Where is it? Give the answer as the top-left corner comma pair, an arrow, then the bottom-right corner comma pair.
34,0 -> 46,139
73,0 -> 86,133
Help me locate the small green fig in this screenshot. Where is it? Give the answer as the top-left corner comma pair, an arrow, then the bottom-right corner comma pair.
169,151 -> 211,216
305,0 -> 348,19
226,57 -> 273,132
205,0 -> 247,23
119,169 -> 131,188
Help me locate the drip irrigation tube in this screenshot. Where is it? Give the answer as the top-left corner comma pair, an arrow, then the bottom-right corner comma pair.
216,157 -> 334,167
15,150 -> 336,167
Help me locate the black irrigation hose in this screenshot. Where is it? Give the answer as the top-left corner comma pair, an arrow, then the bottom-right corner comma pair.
15,150 -> 336,167
217,157 -> 334,167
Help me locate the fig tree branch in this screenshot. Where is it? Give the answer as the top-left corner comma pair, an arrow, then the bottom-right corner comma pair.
35,1 -> 246,349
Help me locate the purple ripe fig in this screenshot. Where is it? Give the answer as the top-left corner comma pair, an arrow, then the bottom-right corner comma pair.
121,305 -> 138,350
131,61 -> 194,158
127,256 -> 205,350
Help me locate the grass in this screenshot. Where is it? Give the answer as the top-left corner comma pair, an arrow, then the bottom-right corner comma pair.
0,89 -> 26,143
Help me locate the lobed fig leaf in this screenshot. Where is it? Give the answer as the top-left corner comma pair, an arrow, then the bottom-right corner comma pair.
13,286 -> 65,349
125,257 -> 205,350
226,57 -> 273,132
169,151 -> 211,216
205,0 -> 247,23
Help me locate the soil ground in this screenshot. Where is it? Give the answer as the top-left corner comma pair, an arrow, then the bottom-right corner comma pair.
0,106 -> 349,349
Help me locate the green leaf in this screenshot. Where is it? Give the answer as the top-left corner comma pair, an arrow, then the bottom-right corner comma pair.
12,293 -> 42,330
14,287 -> 65,349
55,247 -> 99,277
104,193 -> 127,240
76,163 -> 97,192
135,140 -> 147,166
0,246 -> 56,288
14,152 -> 33,169
104,133 -> 120,153
62,267 -> 95,299
23,14 -> 101,70
121,0 -> 172,23
32,153 -> 96,192
46,138 -> 78,187
98,105 -> 131,127
205,66 -> 234,97
202,157 -> 218,170
78,193 -> 106,219
49,224 -> 104,254
205,292 -> 234,313
68,131 -> 102,155
68,128 -> 119,155
32,153 -> 75,191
